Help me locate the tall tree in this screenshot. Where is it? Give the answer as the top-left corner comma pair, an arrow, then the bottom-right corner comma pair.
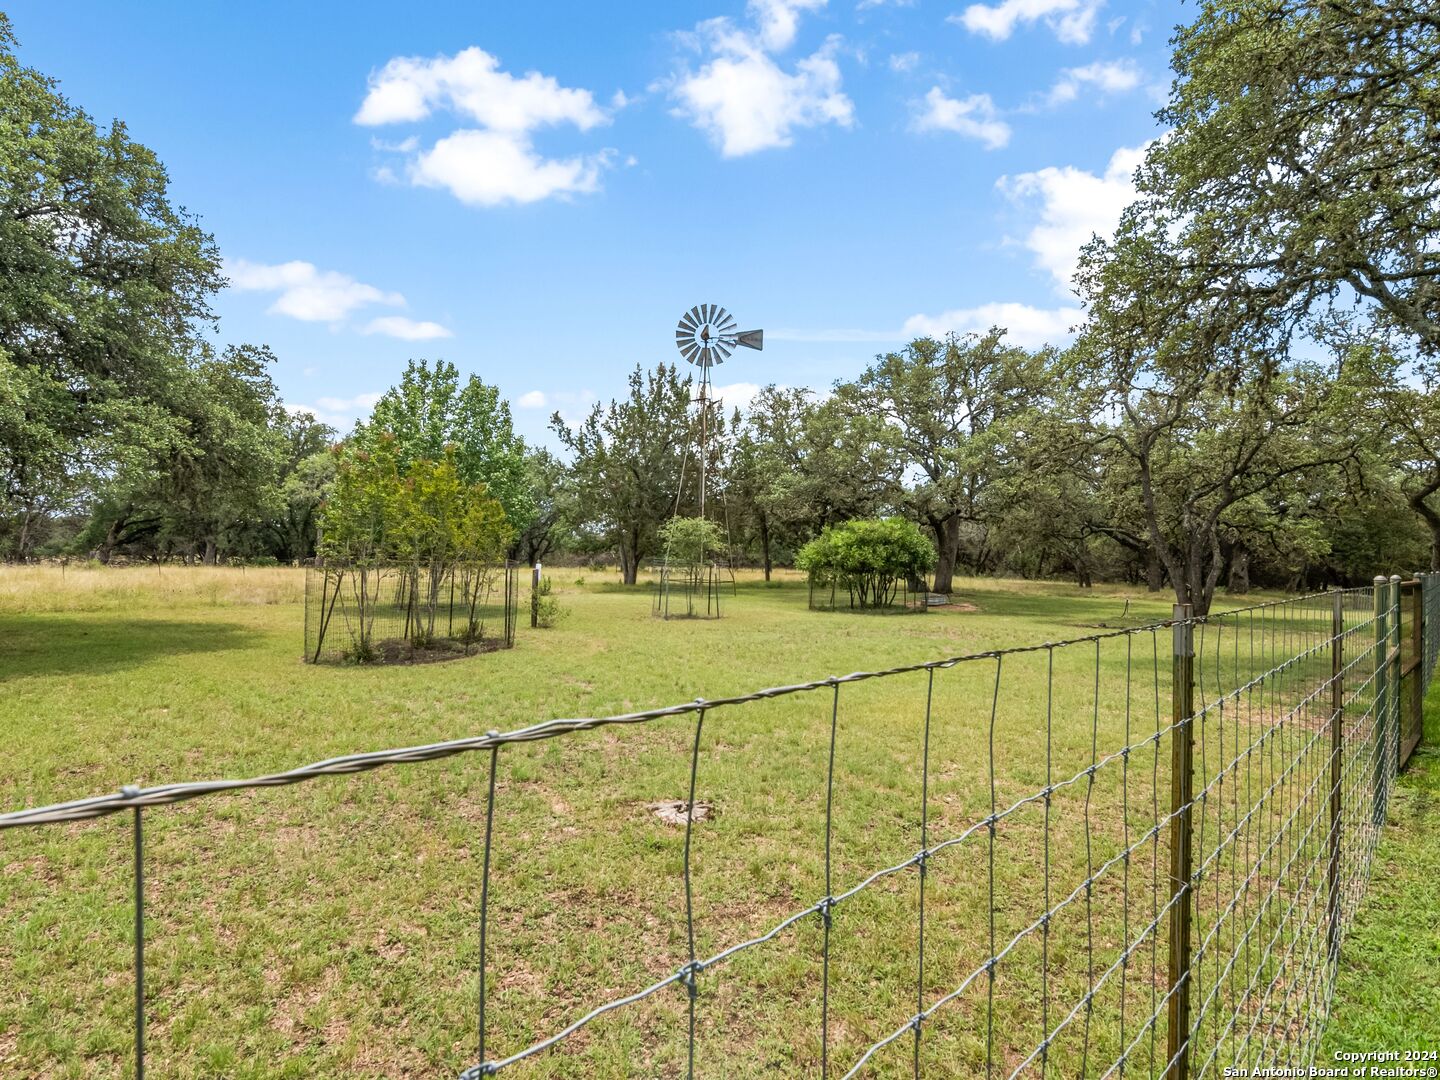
0,17 -> 222,558
350,359 -> 533,532
1137,0 -> 1440,354
838,332 -> 1045,594
550,363 -> 694,584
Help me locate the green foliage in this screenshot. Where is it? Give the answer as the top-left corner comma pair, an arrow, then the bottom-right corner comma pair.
532,576 -> 567,628
550,363 -> 699,584
0,17 -> 224,558
798,517 -> 935,608
658,515 -> 723,564
836,331 -> 1046,592
350,360 -> 533,532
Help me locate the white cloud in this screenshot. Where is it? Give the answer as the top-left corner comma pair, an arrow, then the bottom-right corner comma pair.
517,390 -> 549,409
357,46 -> 615,206
363,316 -> 453,340
912,87 -> 1010,149
284,392 -> 384,429
888,51 -> 921,73
355,46 -> 607,131
1047,59 -> 1141,105
749,0 -> 828,50
998,143 -> 1146,291
952,0 -> 1103,44
410,129 -> 611,206
226,259 -> 404,323
711,381 -> 764,411
669,11 -> 853,157
902,302 -> 1082,346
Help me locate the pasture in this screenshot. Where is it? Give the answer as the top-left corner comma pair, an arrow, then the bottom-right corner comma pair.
0,566 -> 1418,1077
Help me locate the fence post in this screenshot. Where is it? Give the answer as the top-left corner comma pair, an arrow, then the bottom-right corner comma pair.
1373,576 -> 1388,826
531,562 -> 541,629
1327,588 -> 1344,965
1166,602 -> 1195,1080
1391,575 -> 1403,778
1410,574 -> 1423,759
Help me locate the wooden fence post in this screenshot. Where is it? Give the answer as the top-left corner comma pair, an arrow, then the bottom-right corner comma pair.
1327,588 -> 1344,964
1391,576 -> 1403,777
1166,602 -> 1195,1080
1373,576 -> 1388,826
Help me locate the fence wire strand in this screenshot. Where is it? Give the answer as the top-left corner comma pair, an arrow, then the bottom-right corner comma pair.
2,580 -> 1432,1079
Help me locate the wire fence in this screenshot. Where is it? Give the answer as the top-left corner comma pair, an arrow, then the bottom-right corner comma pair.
303,560 -> 518,664
1,574 -> 1433,1077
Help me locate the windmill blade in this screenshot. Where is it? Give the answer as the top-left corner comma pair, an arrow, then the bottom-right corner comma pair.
688,305 -> 704,328
676,329 -> 695,343
714,341 -> 733,361
735,329 -> 764,351
715,311 -> 737,333
680,342 -> 701,364
704,303 -> 717,325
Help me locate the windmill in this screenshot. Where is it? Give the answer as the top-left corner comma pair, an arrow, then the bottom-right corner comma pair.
673,305 -> 763,518
653,305 -> 763,619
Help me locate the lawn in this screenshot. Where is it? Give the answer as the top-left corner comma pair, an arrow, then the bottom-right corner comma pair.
0,566 -> 1417,1078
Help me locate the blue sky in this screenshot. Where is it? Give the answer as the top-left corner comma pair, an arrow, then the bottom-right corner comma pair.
9,0 -> 1180,445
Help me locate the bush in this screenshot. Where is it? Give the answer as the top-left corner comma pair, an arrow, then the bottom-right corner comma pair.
532,576 -> 567,628
659,516 -> 724,564
798,517 -> 936,609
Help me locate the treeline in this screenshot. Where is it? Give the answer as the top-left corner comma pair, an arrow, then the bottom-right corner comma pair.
4,0 -> 1439,618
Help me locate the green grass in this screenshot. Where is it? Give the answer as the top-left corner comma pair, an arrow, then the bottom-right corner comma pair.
0,566 -> 1416,1077
1321,690 -> 1440,1055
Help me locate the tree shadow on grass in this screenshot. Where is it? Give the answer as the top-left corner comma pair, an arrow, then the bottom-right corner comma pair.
0,614 -> 259,680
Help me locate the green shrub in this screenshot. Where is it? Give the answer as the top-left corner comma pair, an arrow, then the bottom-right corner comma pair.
797,517 -> 935,609
533,576 -> 567,628
659,516 -> 724,564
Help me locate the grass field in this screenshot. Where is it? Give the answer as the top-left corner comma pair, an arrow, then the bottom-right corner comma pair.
0,565 -> 1424,1078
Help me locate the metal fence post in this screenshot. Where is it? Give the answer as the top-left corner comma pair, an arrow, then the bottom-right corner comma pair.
1166,602 -> 1195,1080
531,562 -> 541,629
1373,576 -> 1388,825
1327,589 -> 1344,964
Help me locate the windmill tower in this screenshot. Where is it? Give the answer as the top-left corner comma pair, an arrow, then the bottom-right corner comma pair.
655,305 -> 763,618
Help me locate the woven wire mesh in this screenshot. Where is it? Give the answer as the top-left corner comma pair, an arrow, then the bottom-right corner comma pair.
303,560 -> 518,663
1,579 -> 1428,1078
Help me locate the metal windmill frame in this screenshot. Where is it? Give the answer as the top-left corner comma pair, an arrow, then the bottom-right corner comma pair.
653,304 -> 762,619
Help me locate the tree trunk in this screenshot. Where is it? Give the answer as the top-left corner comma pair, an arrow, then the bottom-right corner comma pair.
620,538 -> 639,585
203,538 -> 218,565
1410,492 -> 1440,571
97,515 -> 125,565
930,515 -> 961,594
1145,548 -> 1164,592
759,514 -> 772,581
1226,548 -> 1250,594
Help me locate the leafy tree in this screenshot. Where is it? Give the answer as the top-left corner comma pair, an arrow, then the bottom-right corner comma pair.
0,17 -> 223,558
658,515 -> 724,564
734,386 -> 900,563
797,517 -> 936,609
351,359 -> 533,532
509,448 -> 574,566
268,411 -> 336,562
1136,0 -> 1440,354
837,332 -> 1045,593
550,363 -> 695,584
78,344 -> 289,564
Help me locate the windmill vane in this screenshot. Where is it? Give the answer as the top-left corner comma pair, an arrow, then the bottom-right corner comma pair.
675,304 -> 763,368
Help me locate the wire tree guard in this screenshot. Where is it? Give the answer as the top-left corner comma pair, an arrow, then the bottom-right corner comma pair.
654,304 -> 762,620
807,569 -> 931,613
304,560 -> 518,663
